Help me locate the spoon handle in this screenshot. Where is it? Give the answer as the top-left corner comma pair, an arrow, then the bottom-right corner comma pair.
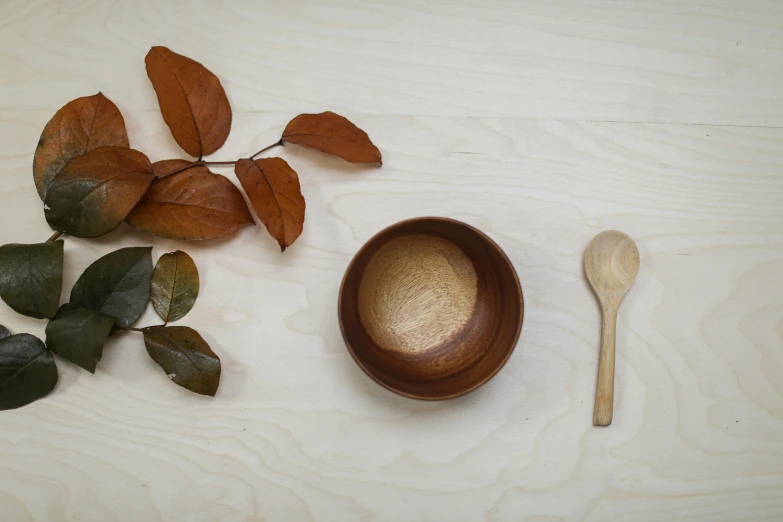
593,305 -> 618,426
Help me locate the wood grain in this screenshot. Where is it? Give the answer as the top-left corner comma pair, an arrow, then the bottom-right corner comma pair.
358,235 -> 478,355
2,0 -> 783,126
1,1 -> 783,519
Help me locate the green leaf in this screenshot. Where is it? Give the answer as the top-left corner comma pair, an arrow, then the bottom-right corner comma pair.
143,326 -> 220,396
0,333 -> 58,410
0,241 -> 63,319
45,304 -> 115,373
44,146 -> 154,238
70,247 -> 153,327
151,251 -> 199,323
0,325 -> 10,340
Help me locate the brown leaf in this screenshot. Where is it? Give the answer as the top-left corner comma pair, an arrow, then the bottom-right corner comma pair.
126,159 -> 253,240
33,93 -> 129,200
145,46 -> 231,158
44,147 -> 154,238
281,111 -> 381,165
150,251 -> 199,323
235,158 -> 306,252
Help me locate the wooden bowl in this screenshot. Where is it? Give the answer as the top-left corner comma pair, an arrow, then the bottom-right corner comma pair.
338,217 -> 524,400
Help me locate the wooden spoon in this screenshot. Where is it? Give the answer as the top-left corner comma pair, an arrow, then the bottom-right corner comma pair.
584,230 -> 640,426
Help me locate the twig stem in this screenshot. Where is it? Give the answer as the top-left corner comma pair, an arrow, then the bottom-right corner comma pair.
203,161 -> 236,166
116,324 -> 145,333
250,139 -> 283,159
155,140 -> 283,177
158,161 -> 205,177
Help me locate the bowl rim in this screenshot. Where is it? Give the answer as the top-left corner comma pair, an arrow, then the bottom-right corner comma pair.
338,216 -> 524,400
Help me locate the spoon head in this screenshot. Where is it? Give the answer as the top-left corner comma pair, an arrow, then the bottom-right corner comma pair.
584,230 -> 640,304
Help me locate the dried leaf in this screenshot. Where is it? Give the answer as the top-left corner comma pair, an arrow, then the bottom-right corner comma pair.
33,93 -> 129,200
235,158 -> 305,252
70,247 -> 153,328
126,160 -> 253,240
45,304 -> 115,373
0,333 -> 58,410
143,326 -> 220,396
44,147 -> 154,238
0,241 -> 63,319
151,251 -> 199,323
145,46 -> 231,158
282,111 -> 381,165
0,325 -> 10,340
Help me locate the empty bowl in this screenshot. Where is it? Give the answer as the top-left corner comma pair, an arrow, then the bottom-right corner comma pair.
338,217 -> 524,400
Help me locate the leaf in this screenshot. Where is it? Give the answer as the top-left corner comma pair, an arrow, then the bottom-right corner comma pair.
234,158 -> 306,252
151,251 -> 199,323
0,326 -> 10,340
0,333 -> 58,410
0,241 -> 63,319
143,326 -> 220,396
33,93 -> 129,200
70,247 -> 153,328
145,46 -> 232,158
45,304 -> 115,373
44,147 -> 154,238
281,111 -> 382,165
125,160 -> 253,240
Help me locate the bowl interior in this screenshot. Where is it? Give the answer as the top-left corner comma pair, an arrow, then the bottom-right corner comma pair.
339,218 -> 523,400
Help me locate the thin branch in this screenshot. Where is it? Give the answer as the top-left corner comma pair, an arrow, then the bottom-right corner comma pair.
46,231 -> 64,242
202,161 -> 237,167
157,160 -> 234,177
116,324 -> 145,333
250,139 -> 283,160
158,161 -> 205,178
156,139 -> 284,177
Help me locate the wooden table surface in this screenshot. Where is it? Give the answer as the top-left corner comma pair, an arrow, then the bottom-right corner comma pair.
1,1 -> 782,521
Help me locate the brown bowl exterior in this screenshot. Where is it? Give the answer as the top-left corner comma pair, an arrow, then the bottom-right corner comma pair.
338,217 -> 524,400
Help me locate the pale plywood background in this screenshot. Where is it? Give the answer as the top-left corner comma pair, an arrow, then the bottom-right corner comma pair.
1,1 -> 782,521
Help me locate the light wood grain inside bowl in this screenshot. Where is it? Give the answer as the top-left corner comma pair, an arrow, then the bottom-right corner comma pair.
339,217 -> 524,400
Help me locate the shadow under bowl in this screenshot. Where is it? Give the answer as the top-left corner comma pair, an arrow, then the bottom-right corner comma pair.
338,217 -> 524,400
